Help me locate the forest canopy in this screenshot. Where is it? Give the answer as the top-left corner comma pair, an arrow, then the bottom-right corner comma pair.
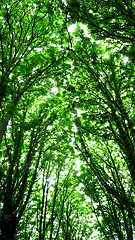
0,0 -> 135,239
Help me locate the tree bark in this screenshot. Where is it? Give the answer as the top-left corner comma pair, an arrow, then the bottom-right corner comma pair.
0,118 -> 9,144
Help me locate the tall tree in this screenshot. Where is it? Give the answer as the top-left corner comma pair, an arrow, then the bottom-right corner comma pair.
62,1 -> 135,237
0,0 -> 135,239
0,0 -> 69,142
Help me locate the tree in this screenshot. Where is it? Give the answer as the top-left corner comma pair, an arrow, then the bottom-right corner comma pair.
0,99 -> 58,239
62,1 -> 135,238
64,0 -> 135,44
0,1 -> 70,238
0,0 -> 135,239
16,154 -> 92,240
0,0 -> 69,143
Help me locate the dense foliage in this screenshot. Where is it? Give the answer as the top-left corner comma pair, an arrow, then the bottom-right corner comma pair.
0,0 -> 135,239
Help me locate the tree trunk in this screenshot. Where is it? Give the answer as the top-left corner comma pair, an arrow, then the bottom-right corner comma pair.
0,217 -> 18,240
0,118 -> 9,144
